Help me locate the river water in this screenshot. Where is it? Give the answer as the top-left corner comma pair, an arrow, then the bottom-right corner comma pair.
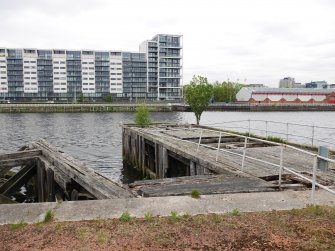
1,111 -> 335,183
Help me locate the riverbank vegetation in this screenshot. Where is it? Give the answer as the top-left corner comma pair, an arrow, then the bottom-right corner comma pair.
1,205 -> 334,250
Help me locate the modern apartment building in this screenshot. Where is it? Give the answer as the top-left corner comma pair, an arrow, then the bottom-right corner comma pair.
0,34 -> 182,101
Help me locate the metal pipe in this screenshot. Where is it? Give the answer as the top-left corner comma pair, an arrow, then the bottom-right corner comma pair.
241,137 -> 248,171
310,155 -> 318,204
265,121 -> 268,138
196,129 -> 203,152
216,132 -> 222,162
248,119 -> 251,136
312,125 -> 315,147
278,145 -> 284,187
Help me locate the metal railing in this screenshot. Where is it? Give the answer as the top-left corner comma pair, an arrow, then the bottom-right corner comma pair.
195,127 -> 335,203
204,119 -> 335,149
144,126 -> 335,203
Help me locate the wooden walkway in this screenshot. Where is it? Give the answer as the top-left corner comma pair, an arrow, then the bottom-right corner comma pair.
123,124 -> 335,197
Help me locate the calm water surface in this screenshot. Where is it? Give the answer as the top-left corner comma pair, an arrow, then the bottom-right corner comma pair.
1,111 -> 334,183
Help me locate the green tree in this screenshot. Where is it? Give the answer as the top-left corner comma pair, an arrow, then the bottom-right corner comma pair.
211,81 -> 245,103
134,104 -> 152,127
184,75 -> 213,125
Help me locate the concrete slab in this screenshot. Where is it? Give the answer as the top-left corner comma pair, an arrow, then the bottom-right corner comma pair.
0,189 -> 334,225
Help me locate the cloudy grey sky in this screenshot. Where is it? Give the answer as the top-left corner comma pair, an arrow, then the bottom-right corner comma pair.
0,0 -> 334,86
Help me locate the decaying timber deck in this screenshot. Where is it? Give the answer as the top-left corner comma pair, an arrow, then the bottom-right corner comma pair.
123,124 -> 335,197
0,139 -> 133,204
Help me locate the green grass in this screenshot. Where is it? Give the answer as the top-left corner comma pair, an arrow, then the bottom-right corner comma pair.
119,212 -> 132,222
267,136 -> 287,144
43,210 -> 54,223
231,208 -> 239,216
144,212 -> 153,221
9,220 -> 27,230
169,211 -> 179,222
212,214 -> 221,224
96,230 -> 109,245
190,189 -> 201,199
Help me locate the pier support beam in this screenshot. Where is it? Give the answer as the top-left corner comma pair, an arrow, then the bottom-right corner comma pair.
162,147 -> 168,178
190,161 -> 196,176
46,169 -> 55,202
36,163 -> 46,202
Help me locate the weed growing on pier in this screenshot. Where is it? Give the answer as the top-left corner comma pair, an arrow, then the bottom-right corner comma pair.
119,212 -> 132,222
190,189 -> 201,199
144,212 -> 153,221
231,208 -> 239,216
134,104 -> 151,127
43,210 -> 54,223
9,220 -> 27,230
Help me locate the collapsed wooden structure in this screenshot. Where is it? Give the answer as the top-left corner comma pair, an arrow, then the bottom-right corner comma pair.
123,124 -> 335,197
0,139 -> 133,204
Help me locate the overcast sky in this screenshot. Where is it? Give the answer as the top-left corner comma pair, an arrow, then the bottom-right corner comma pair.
0,0 -> 334,86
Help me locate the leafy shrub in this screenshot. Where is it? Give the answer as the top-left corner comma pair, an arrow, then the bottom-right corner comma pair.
134,104 -> 151,127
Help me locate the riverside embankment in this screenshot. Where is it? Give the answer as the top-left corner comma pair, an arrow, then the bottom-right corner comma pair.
1,103 -> 335,113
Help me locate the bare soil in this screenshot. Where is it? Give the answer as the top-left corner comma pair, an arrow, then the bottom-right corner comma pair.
1,205 -> 335,251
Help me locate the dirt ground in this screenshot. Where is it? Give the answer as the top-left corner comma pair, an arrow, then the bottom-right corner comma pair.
0,205 -> 335,251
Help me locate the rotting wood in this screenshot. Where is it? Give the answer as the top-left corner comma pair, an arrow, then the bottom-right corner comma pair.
32,139 -> 134,199
0,139 -> 134,204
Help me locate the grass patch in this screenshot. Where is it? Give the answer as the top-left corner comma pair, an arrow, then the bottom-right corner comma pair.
144,212 -> 153,221
231,208 -> 239,216
43,210 -> 54,223
9,220 -> 27,230
169,211 -> 179,222
78,227 -> 90,241
212,214 -> 221,224
190,189 -> 201,199
119,212 -> 132,222
267,136 -> 286,144
96,230 -> 109,245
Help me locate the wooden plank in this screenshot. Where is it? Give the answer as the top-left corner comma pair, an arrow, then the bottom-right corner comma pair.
0,165 -> 36,196
33,139 -> 133,199
137,175 -> 275,197
0,150 -> 41,161
0,194 -> 17,204
0,158 -> 37,173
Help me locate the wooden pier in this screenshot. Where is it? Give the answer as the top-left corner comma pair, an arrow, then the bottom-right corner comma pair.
0,139 -> 133,204
123,124 -> 335,197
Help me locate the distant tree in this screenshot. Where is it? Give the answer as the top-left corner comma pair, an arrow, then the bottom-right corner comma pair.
134,104 -> 152,127
184,76 -> 213,125
212,81 -> 245,103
